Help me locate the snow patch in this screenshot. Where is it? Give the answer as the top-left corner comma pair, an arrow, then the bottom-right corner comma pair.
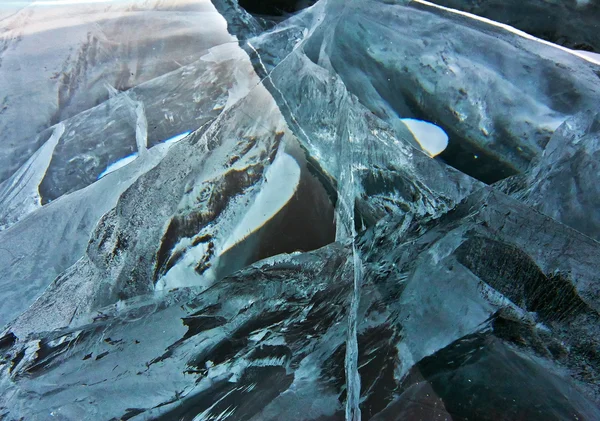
155,241 -> 215,291
401,118 -> 448,157
220,152 -> 301,253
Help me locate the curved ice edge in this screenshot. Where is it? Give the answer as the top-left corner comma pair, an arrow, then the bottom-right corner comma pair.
155,152 -> 301,292
97,131 -> 192,180
414,0 -> 600,66
401,118 -> 448,157
220,152 -> 301,253
163,131 -> 192,146
97,153 -> 139,180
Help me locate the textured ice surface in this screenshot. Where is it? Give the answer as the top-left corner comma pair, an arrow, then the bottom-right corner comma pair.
0,0 -> 234,183
425,0 -> 600,53
0,123 -> 65,230
1,0 -> 600,420
0,133 -> 182,329
498,110 -> 600,241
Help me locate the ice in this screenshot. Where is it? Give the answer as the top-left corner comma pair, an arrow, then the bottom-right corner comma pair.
97,153 -> 138,179
2,32 -> 256,207
0,0 -> 234,184
423,0 -> 600,54
0,135 -> 178,329
1,0 -> 600,419
345,245 -> 363,421
414,0 -> 600,65
3,187 -> 600,420
220,152 -> 301,254
155,238 -> 215,291
0,123 -> 65,231
497,110 -> 600,241
575,50 -> 600,63
32,0 -> 115,5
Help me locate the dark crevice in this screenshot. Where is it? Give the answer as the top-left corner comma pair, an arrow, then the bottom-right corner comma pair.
0,333 -> 16,351
399,93 -> 521,184
455,236 -> 595,323
424,0 -> 600,53
237,0 -> 316,17
404,332 -> 599,421
206,144 -> 336,282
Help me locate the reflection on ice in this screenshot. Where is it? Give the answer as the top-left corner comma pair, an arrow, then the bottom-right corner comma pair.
2,0 -> 600,420
162,131 -> 192,146
574,50 -> 600,63
97,153 -> 139,179
414,0 -> 600,66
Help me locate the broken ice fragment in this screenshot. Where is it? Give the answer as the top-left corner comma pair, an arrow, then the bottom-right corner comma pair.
0,123 -> 65,230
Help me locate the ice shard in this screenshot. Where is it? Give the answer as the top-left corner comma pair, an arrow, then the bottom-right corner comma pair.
498,110 -> 600,241
1,0 -> 600,420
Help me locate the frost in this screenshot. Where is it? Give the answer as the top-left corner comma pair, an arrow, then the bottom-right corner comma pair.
1,0 -> 600,420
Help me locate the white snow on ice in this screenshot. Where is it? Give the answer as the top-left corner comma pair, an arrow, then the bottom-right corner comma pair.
220,152 -> 301,253
156,152 -> 301,292
401,118 -> 448,157
162,131 -> 191,146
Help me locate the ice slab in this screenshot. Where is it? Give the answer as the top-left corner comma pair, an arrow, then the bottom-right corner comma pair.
1,0 -> 600,419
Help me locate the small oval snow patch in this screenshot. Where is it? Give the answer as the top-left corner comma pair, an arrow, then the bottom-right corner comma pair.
401,118 -> 449,157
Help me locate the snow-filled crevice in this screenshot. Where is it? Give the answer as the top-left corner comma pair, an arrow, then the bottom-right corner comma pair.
154,140 -> 336,291
201,144 -> 336,283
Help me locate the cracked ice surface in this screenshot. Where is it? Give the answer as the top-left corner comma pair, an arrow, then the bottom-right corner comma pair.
1,0 -> 600,420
